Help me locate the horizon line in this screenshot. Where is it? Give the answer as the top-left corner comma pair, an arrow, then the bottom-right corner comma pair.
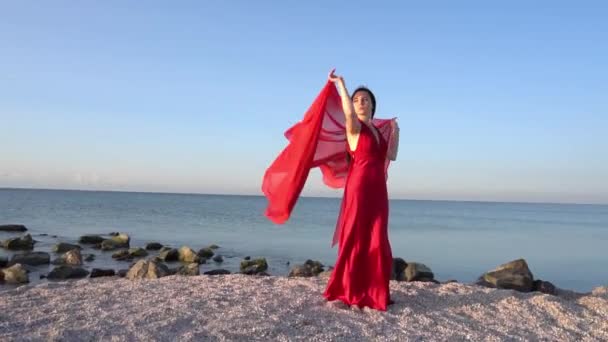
1,186 -> 606,207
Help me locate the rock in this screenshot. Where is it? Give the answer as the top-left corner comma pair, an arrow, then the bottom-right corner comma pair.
288,260 -> 324,278
128,247 -> 148,258
1,234 -> 35,250
179,246 -> 200,263
178,263 -> 200,276
117,269 -> 128,277
1,263 -> 28,283
145,242 -> 163,250
90,268 -> 116,278
100,233 -> 130,250
318,270 -> 333,279
212,255 -> 224,263
0,271 -> 4,282
109,232 -> 119,236
404,262 -> 435,282
112,250 -> 132,261
197,247 -> 214,259
47,266 -> 89,280
158,248 -> 179,262
84,254 -> 96,262
9,252 -> 50,266
63,249 -> 83,265
244,256 -> 251,260
477,258 -> 534,292
126,260 -> 169,279
240,258 -> 268,275
204,269 -> 231,275
533,279 -> 557,295
288,265 -> 313,277
52,242 -> 81,253
208,244 -> 220,249
0,224 -> 27,232
304,260 -> 324,275
0,256 -> 7,267
392,257 -> 408,281
78,235 -> 104,244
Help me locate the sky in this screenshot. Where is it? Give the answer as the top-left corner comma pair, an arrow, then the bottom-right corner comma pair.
1,1 -> 607,204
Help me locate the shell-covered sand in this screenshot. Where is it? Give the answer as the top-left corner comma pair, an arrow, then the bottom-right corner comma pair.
1,275 -> 607,341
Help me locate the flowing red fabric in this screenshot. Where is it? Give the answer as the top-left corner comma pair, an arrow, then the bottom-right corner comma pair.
262,81 -> 395,247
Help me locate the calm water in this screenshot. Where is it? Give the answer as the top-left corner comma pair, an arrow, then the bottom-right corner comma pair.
1,188 -> 607,291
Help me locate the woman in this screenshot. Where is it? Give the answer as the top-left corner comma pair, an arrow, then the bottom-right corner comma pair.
323,69 -> 399,311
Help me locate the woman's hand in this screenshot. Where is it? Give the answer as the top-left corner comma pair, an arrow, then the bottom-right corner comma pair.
328,68 -> 343,84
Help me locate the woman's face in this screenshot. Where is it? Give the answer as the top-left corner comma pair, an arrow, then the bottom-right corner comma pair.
352,91 -> 373,119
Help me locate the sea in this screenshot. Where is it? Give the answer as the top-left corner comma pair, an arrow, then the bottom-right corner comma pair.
1,188 -> 607,292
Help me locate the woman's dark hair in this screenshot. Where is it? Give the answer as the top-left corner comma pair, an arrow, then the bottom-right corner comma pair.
351,86 -> 376,118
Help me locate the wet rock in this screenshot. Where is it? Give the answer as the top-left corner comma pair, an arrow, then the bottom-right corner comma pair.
533,279 -> 557,295
288,260 -> 324,278
244,256 -> 251,260
208,244 -> 220,249
0,224 -> 27,232
64,249 -> 83,265
178,263 -> 200,276
112,250 -> 132,261
1,234 -> 35,250
117,269 -> 128,278
240,258 -> 268,275
145,242 -> 163,250
128,247 -> 148,258
100,233 -> 130,251
391,257 -> 408,281
204,269 -> 231,275
52,242 -> 81,253
84,254 -> 96,262
47,266 -> 89,280
0,256 -> 7,268
405,262 -> 435,282
78,235 -> 104,244
158,248 -> 179,262
1,263 -> 28,284
126,260 -> 169,279
212,255 -> 224,263
178,246 -> 200,263
197,247 -> 214,259
90,268 -> 116,278
477,258 -> 534,292
10,252 -> 51,266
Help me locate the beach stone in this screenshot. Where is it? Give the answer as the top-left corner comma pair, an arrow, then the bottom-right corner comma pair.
158,248 -> 179,262
84,254 -> 96,262
126,260 -> 169,280
212,255 -> 224,263
145,242 -> 163,250
304,260 -> 324,275
78,235 -> 104,244
128,247 -> 148,258
112,250 -> 132,261
405,262 -> 435,282
288,265 -> 313,277
197,247 -> 214,259
392,257 -> 408,281
178,263 -> 200,276
204,269 -> 231,275
240,258 -> 268,275
179,246 -> 200,263
63,249 -> 83,265
533,279 -> 557,295
101,233 -> 130,251
0,256 -> 7,267
47,266 -> 89,280
2,234 -> 35,250
477,258 -> 534,292
52,242 -> 81,253
318,270 -> 333,279
117,269 -> 128,277
0,224 -> 27,232
90,268 -> 116,278
9,252 -> 50,266
1,263 -> 28,284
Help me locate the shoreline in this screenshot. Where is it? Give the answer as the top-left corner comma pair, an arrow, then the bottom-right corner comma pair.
1,274 -> 606,341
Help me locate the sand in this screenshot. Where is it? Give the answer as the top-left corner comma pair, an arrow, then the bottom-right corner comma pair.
1,274 -> 607,341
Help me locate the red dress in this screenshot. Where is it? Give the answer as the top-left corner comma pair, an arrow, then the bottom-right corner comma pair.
323,121 -> 393,311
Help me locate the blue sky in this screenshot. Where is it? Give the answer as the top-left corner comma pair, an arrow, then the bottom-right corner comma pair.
1,1 -> 607,204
